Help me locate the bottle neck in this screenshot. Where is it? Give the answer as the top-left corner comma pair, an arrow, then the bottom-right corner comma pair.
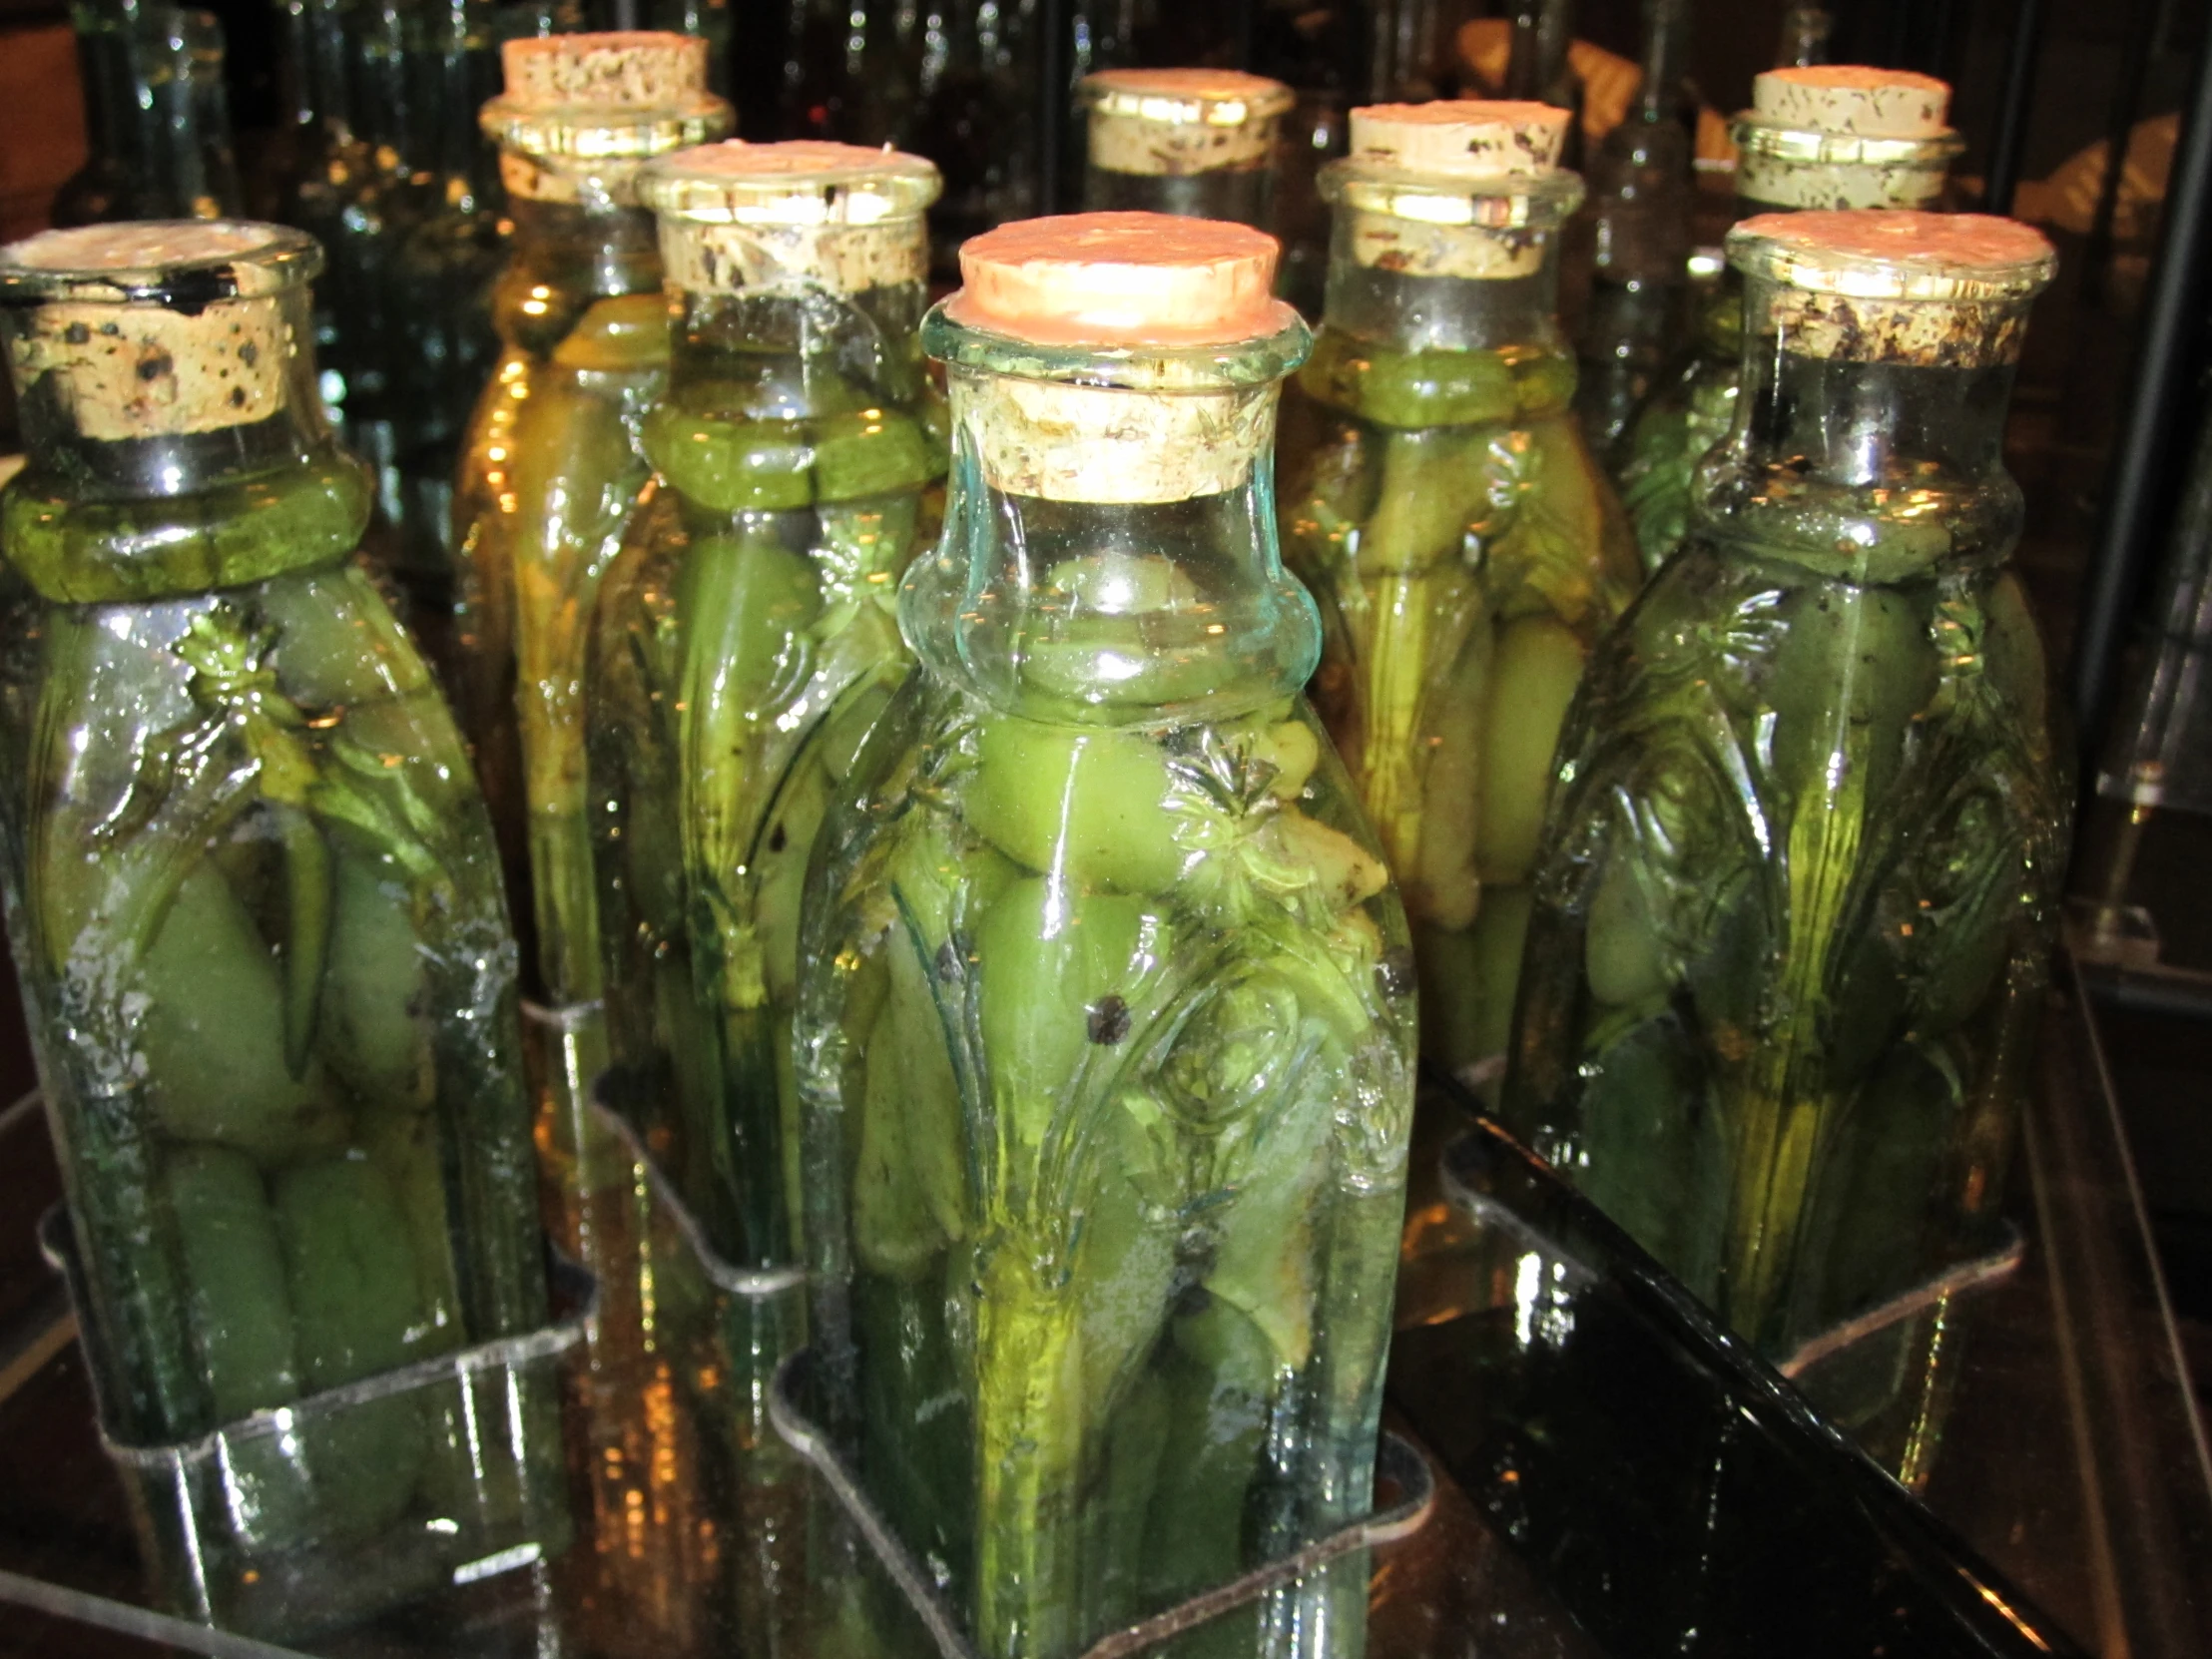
1323,216 -> 1567,356
900,363 -> 1318,726
496,196 -> 661,350
347,0 -> 411,175
663,278 -> 929,416
292,0 -> 354,143
1697,279 -> 2028,580
405,0 -> 499,209
70,0 -> 230,219
1081,164 -> 1276,232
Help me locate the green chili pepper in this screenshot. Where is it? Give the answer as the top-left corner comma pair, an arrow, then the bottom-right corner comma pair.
138,862 -> 347,1166
168,1145 -> 301,1422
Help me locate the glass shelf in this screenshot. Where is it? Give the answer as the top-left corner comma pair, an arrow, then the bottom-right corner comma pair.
0,955 -> 2202,1657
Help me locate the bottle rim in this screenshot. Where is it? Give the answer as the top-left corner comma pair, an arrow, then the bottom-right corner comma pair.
1079,68 -> 1296,128
922,301 -> 1311,392
1318,159 -> 1585,230
1731,114 -> 1965,171
480,94 -> 732,164
639,140 -> 941,225
1727,210 -> 2056,302
0,221 -> 319,307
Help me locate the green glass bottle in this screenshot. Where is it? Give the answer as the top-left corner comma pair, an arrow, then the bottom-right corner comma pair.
1614,66 -> 1960,572
1503,211 -> 2065,1362
449,29 -> 729,1007
1571,0 -> 1693,462
0,221 -> 547,1487
589,140 -> 944,1267
360,0 -> 509,642
1079,68 -> 1293,232
799,213 -> 1416,1659
52,0 -> 245,227
1278,100 -> 1641,1083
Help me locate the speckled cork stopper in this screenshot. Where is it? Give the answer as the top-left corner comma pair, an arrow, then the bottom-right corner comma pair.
1084,69 -> 1294,177
1333,101 -> 1576,279
1752,66 -> 1950,139
1735,65 -> 1959,210
499,30 -> 706,110
644,140 -> 940,293
940,213 -> 1297,504
484,30 -> 730,204
1733,210 -> 2055,364
2,223 -> 305,442
1349,101 -> 1571,178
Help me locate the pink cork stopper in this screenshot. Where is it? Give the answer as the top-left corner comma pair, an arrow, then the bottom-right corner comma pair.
946,212 -> 1290,346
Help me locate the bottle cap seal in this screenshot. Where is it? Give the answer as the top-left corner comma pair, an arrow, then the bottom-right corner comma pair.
642,141 -> 941,292
1729,210 -> 2055,363
0,221 -> 314,441
1082,69 -> 1294,176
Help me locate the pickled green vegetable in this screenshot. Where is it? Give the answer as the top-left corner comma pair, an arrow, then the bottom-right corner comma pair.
1615,276 -> 1742,573
800,271 -> 1415,1659
1503,353 -> 2068,1358
591,278 -> 943,1267
1281,334 -> 1640,1079
0,443 -> 545,1453
805,684 -> 1413,1658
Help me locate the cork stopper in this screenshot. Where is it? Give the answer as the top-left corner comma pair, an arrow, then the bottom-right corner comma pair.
1730,210 -> 2055,365
931,214 -> 1306,505
1325,101 -> 1581,279
944,213 -> 1290,347
0,222 -> 314,442
1734,66 -> 1961,210
1751,66 -> 1951,139
1083,68 -> 1294,177
498,31 -> 706,111
1348,101 -> 1572,179
642,140 -> 939,293
481,30 -> 732,203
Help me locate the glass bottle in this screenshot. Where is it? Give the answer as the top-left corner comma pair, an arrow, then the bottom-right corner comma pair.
1775,3 -> 1834,67
52,0 -> 245,228
266,0 -> 398,453
1278,102 -> 1640,1082
449,30 -> 730,1007
1614,67 -> 1960,572
0,222 -> 547,1464
799,214 -> 1416,1659
1572,0 -> 1693,461
1079,68 -> 1293,232
1502,211 -> 2065,1361
587,142 -> 944,1268
361,0 -> 509,647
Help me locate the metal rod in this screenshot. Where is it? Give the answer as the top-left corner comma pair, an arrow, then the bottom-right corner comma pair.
1984,0 -> 2047,216
2073,25 -> 2212,752
2082,0 -> 2164,298
1036,0 -> 1069,216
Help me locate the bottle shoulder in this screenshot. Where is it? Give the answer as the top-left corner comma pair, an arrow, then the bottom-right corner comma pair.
2,442 -> 373,604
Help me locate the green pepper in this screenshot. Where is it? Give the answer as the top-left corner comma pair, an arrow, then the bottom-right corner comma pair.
138,862 -> 348,1167
274,1154 -> 431,1385
168,1145 -> 301,1422
1300,330 -> 1519,429
1473,616 -> 1586,887
813,409 -> 940,503
320,849 -> 435,1108
966,718 -> 1187,895
643,409 -> 816,513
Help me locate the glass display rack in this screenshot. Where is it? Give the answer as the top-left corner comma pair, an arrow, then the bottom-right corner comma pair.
0,951 -> 2204,1658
